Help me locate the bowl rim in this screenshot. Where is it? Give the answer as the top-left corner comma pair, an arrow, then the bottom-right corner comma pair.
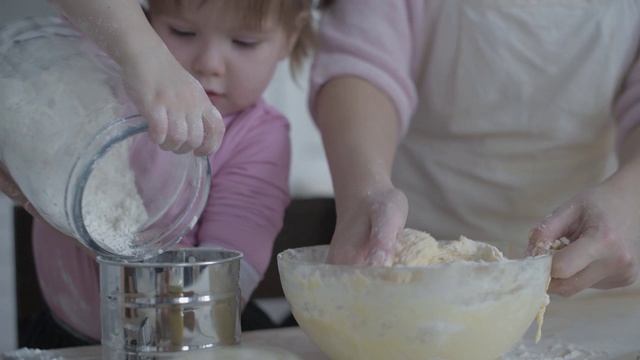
277,244 -> 552,271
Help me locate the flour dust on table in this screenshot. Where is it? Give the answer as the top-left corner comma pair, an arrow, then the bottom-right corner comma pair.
502,341 -> 608,360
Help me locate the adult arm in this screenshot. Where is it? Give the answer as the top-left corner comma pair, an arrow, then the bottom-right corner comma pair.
52,0 -> 224,156
315,77 -> 407,265
310,0 -> 421,265
0,164 -> 40,219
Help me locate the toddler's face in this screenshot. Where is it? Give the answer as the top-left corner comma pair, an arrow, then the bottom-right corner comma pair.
149,2 -> 294,116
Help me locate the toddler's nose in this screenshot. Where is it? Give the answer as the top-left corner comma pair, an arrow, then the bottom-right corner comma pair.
194,44 -> 225,77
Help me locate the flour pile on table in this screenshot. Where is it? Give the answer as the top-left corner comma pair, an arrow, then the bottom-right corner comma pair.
2,347 -> 63,360
502,341 -> 608,359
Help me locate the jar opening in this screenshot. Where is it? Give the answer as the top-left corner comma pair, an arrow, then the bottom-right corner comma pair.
67,116 -> 211,259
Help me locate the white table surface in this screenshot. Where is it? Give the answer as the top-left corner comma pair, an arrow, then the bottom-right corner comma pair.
19,287 -> 640,359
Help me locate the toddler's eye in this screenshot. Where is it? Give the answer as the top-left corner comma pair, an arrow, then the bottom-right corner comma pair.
232,39 -> 259,48
170,27 -> 195,37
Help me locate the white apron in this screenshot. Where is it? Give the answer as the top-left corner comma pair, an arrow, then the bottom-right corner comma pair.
393,0 -> 640,258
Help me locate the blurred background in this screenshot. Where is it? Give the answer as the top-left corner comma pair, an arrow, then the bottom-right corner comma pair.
0,0 -> 332,351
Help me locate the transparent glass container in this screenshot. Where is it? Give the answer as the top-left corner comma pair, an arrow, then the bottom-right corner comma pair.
278,245 -> 552,360
0,17 -> 211,259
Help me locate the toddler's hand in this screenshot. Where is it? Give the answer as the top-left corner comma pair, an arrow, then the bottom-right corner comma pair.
121,53 -> 225,157
327,186 -> 408,266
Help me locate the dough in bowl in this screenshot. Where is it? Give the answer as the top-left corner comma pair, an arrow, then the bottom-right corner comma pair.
278,230 -> 553,360
394,228 -> 550,343
394,228 -> 504,266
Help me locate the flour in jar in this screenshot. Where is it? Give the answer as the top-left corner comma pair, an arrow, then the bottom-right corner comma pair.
0,32 -> 148,255
81,138 -> 148,255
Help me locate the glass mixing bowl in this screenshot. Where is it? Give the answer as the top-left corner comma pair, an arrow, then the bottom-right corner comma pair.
278,245 -> 552,360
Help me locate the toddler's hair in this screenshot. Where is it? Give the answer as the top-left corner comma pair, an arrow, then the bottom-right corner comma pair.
148,0 -> 315,77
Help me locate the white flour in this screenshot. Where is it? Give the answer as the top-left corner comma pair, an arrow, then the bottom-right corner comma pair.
82,139 -> 148,255
502,341 -> 608,360
0,24 -> 148,255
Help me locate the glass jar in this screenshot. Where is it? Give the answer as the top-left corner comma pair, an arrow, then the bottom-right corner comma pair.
0,17 -> 211,259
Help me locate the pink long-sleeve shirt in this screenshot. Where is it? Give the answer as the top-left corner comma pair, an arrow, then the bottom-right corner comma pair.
32,98 -> 291,341
309,0 -> 640,141
310,1 -> 640,259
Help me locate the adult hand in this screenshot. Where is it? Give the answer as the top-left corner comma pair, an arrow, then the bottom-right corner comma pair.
327,186 -> 408,266
528,181 -> 640,297
0,164 -> 41,220
121,53 -> 225,157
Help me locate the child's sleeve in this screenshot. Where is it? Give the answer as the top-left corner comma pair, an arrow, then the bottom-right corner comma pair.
309,0 -> 424,138
195,111 -> 291,300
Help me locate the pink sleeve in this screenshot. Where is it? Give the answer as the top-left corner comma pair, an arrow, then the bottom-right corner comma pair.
195,106 -> 291,290
615,55 -> 640,140
309,0 -> 421,138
